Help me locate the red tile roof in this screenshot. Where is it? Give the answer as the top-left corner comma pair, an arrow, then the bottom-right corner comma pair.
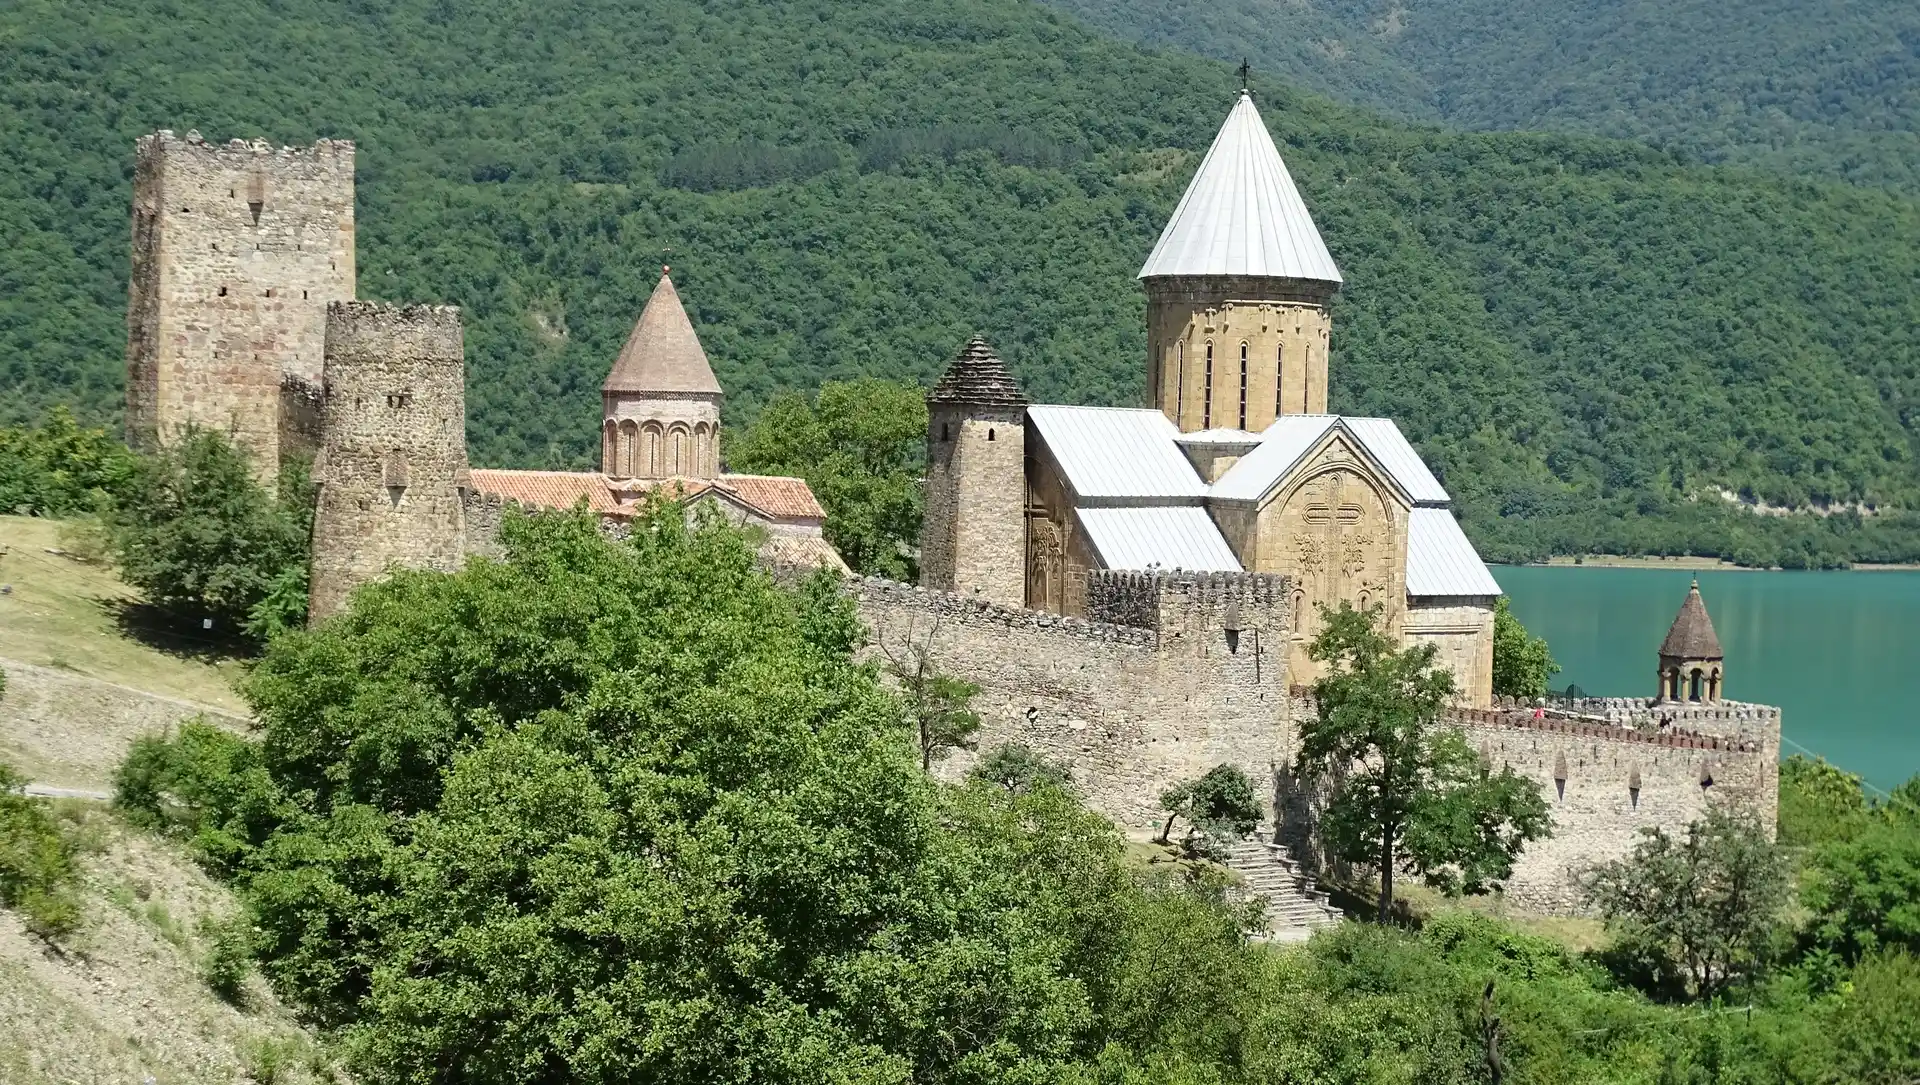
466,469 -> 826,525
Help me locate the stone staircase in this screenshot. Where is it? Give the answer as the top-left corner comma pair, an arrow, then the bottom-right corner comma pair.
1225,837 -> 1345,942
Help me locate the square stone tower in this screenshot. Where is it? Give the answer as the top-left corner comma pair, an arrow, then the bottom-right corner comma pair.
126,130 -> 355,473
919,336 -> 1028,608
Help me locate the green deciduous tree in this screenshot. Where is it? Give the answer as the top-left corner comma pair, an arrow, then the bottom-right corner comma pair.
0,405 -> 137,516
1156,764 -> 1263,860
1298,602 -> 1551,922
104,430 -> 312,643
1490,597 -> 1558,700
876,615 -> 982,772
1582,808 -> 1792,999
1803,824 -> 1920,965
1777,754 -> 1875,846
728,378 -> 926,579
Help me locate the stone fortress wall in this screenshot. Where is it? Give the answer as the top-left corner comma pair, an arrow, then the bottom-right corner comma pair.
1276,693 -> 1778,911
856,568 -> 1779,912
307,302 -> 470,621
853,571 -> 1291,828
126,130 -> 355,474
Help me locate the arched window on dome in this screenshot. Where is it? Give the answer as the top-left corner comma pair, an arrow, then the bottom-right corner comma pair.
1176,341 -> 1185,421
618,420 -> 640,478
1238,341 -> 1249,430
642,422 -> 664,478
1276,344 -> 1285,419
1203,341 -> 1214,429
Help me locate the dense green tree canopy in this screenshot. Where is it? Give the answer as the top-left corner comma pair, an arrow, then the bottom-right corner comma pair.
2,0 -> 1918,563
1042,0 -> 1920,193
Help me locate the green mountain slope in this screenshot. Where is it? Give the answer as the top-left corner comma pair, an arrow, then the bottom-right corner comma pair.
1041,0 -> 1920,192
2,0 -> 1918,564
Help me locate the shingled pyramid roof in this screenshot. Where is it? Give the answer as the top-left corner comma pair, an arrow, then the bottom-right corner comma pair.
929,335 -> 1029,407
1659,579 -> 1724,659
1138,91 -> 1342,284
603,272 -> 723,396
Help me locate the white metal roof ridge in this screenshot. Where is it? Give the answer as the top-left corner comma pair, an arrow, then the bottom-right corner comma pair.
1076,506 -> 1243,572
1208,414 -> 1449,507
1027,405 -> 1209,501
1138,91 -> 1343,283
1405,508 -> 1502,598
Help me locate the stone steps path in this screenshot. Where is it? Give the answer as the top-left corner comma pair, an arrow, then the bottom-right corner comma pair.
1225,837 -> 1345,942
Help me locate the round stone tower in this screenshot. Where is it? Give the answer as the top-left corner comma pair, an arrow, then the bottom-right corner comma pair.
601,270 -> 723,480
1139,91 -> 1343,432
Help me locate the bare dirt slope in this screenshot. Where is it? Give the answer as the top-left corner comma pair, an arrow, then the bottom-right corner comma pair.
0,807 -> 334,1085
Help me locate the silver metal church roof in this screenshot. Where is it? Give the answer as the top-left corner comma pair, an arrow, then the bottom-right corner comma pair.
1076,507 -> 1243,572
1027,405 -> 1209,502
1137,92 -> 1343,284
1405,508 -> 1503,598
1208,415 -> 1448,506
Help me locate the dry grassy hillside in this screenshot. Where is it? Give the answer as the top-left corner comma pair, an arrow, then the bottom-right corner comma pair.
0,515 -> 250,792
0,807 -> 335,1085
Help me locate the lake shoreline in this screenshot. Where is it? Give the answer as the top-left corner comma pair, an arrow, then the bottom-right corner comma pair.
1500,556 -> 1920,572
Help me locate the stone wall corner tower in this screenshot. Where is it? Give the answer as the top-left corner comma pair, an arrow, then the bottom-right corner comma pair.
126,129 -> 356,472
601,269 -> 724,479
1139,91 -> 1341,432
919,336 -> 1028,607
307,302 -> 468,622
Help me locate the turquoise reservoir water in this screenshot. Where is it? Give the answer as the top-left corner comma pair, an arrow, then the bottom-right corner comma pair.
1492,566 -> 1920,793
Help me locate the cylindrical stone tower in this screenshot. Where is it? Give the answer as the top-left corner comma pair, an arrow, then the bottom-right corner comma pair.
307,302 -> 469,622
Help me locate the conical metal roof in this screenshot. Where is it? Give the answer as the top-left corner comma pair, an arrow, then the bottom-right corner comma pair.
1138,91 -> 1342,284
929,335 -> 1028,407
603,272 -> 724,396
1659,579 -> 1724,660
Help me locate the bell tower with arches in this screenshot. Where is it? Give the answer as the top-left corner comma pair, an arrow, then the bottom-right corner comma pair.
1656,579 -> 1725,704
601,269 -> 722,479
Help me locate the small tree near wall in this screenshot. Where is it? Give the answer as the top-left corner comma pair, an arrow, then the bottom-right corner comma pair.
1298,602 -> 1551,922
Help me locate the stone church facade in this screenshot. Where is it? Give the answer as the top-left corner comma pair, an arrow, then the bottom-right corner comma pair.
921,92 -> 1498,705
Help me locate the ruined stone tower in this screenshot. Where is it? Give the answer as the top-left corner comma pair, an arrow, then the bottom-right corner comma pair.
919,336 -> 1028,607
307,303 -> 468,622
1139,92 -> 1342,431
126,130 -> 355,472
1657,579 -> 1725,704
601,271 -> 723,479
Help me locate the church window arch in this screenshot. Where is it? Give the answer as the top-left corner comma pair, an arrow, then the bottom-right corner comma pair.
1203,341 -> 1214,428
617,420 -> 639,479
988,428 -> 996,442
1689,668 -> 1704,702
668,423 -> 691,476
642,422 -> 664,478
693,423 -> 712,477
1276,344 -> 1285,418
1238,341 -> 1249,430
1176,341 -> 1185,420
602,419 -> 618,475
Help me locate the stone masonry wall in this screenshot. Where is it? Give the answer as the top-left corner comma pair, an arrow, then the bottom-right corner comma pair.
1277,693 -> 1777,912
854,572 -> 1292,828
920,406 -> 1026,608
1145,276 -> 1336,429
307,303 -> 468,621
127,131 -> 354,474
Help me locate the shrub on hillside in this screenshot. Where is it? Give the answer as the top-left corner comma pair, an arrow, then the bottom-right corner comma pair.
0,760 -> 81,938
114,720 -> 291,875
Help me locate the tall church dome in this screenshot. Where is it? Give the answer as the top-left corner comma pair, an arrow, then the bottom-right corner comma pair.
1141,91 -> 1342,431
601,270 -> 723,479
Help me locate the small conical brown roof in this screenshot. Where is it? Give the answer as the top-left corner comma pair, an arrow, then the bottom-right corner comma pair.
603,272 -> 723,396
929,335 -> 1028,407
1659,579 -> 1723,659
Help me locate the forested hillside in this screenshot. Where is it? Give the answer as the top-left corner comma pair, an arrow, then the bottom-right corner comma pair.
3,0 -> 1919,564
1042,0 -> 1920,192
